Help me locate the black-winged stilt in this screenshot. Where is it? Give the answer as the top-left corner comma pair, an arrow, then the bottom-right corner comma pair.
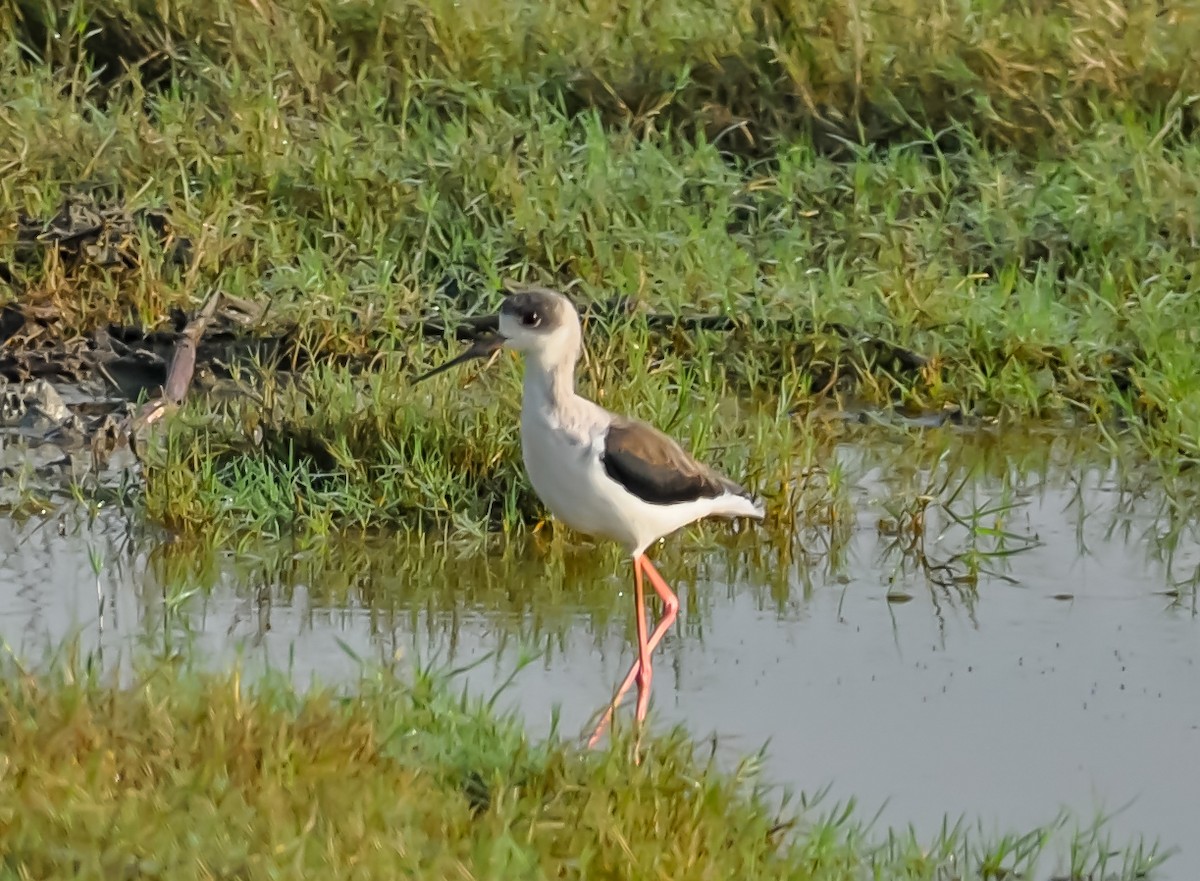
417,287 -> 764,745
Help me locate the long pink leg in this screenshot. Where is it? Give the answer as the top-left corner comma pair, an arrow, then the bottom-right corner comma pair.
587,555 -> 680,747
587,556 -> 649,748
631,557 -> 653,723
632,558 -> 682,726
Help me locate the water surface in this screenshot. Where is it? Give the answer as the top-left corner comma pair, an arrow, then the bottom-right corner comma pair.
3,427 -> 1198,879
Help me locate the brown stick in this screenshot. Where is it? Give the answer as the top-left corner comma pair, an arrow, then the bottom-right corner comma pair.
162,291 -> 221,405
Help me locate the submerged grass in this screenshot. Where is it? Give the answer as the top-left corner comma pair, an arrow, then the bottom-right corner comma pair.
3,0 -> 1200,533
138,421 -> 1200,645
0,650 -> 1168,880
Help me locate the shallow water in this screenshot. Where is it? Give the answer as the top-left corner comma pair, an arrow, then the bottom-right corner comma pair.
2,427 -> 1198,878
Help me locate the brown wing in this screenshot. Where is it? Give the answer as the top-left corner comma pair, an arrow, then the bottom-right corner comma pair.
600,416 -> 748,506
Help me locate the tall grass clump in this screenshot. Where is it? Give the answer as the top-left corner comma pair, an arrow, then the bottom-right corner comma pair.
141,322 -> 790,536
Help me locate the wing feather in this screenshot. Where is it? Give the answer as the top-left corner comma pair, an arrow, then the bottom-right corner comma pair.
600,416 -> 749,506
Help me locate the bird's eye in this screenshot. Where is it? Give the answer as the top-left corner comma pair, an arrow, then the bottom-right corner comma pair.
522,310 -> 541,328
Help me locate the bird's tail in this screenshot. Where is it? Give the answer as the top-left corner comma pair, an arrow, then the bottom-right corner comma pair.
719,491 -> 765,521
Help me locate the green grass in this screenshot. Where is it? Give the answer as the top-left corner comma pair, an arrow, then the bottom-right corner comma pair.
140,331 -> 797,537
2,0 -> 1200,534
0,650 -> 1167,880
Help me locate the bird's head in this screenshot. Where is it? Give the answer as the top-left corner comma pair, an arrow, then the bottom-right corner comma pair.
496,288 -> 581,365
414,286 -> 582,384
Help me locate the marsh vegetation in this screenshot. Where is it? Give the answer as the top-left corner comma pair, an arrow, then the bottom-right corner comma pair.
2,0 -> 1199,877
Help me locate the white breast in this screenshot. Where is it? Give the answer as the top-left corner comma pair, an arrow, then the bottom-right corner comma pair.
520,395 -> 633,544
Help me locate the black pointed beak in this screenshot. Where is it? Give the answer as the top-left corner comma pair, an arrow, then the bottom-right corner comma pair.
413,332 -> 506,384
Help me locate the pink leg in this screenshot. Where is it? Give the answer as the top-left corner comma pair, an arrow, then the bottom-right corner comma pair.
587,555 -> 680,747
587,556 -> 650,748
632,557 -> 653,723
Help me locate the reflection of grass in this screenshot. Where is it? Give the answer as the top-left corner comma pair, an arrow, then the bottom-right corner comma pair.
143,525 -> 777,664
0,651 -> 1166,880
875,469 -> 1043,590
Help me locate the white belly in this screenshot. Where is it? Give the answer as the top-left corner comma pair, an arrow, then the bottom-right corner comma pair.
520,407 -> 634,545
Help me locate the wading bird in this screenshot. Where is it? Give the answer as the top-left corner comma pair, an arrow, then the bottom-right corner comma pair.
416,287 -> 764,745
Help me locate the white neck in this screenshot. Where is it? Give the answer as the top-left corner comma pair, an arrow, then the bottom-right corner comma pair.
522,349 -> 578,415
